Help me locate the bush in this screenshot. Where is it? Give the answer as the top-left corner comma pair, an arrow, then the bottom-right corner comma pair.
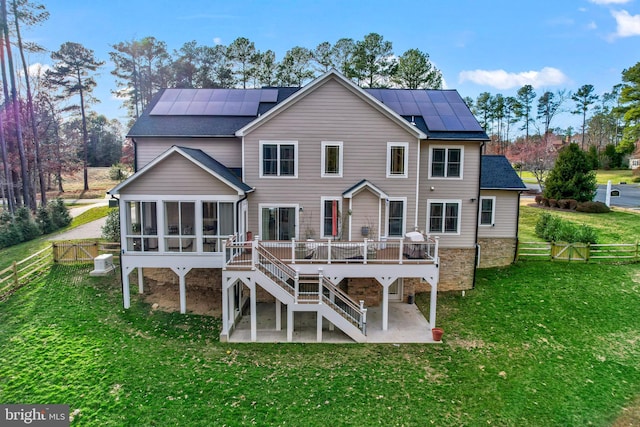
14,207 -> 41,241
558,199 -> 578,210
549,199 -> 558,208
109,164 -> 130,182
36,205 -> 55,234
576,201 -> 611,213
101,209 -> 121,242
535,212 -> 598,244
633,176 -> 640,183
534,195 -> 543,205
0,221 -> 23,248
49,198 -> 72,229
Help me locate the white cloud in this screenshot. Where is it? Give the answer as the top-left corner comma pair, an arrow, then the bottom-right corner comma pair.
458,67 -> 569,90
589,0 -> 631,4
611,9 -> 640,38
587,21 -> 598,30
17,62 -> 51,80
213,37 -> 222,45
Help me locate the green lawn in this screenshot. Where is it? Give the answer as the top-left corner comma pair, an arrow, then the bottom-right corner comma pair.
1,205 -> 639,425
519,169 -> 636,185
518,204 -> 640,243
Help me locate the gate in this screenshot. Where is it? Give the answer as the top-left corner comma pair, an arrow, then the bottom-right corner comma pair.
52,241 -> 99,263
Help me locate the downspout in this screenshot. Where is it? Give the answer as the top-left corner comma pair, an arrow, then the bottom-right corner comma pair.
414,136 -> 422,231
472,141 -> 486,289
236,192 -> 249,240
132,138 -> 138,172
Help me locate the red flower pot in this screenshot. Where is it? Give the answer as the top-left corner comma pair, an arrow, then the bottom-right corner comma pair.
431,327 -> 444,341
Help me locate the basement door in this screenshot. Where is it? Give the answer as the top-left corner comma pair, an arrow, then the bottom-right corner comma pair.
389,278 -> 403,301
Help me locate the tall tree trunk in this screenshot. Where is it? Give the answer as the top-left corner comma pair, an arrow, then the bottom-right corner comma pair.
0,7 -> 15,211
1,0 -> 32,210
77,69 -> 89,191
12,0 -> 46,206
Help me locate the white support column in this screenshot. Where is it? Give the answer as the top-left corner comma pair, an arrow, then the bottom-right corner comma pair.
430,282 -> 437,328
382,285 -> 389,331
179,275 -> 186,314
317,313 -> 323,342
122,269 -> 130,309
228,283 -> 236,330
250,282 -> 257,342
287,306 -> 293,342
138,267 -> 144,294
275,300 -> 282,331
221,278 -> 229,336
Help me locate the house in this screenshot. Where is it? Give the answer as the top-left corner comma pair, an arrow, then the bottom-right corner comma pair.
109,70 -> 524,343
630,142 -> 640,171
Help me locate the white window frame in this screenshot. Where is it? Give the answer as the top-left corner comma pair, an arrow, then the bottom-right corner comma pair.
258,203 -> 299,240
427,199 -> 462,235
320,197 -> 342,238
428,145 -> 464,180
386,142 -> 409,178
259,140 -> 298,178
479,196 -> 496,226
321,141 -> 343,177
386,197 -> 407,238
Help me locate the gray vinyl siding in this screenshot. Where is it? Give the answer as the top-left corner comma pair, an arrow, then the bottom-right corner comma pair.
350,190 -> 382,240
477,190 -> 519,238
418,140 -> 482,248
243,77 -> 421,240
135,137 -> 241,169
122,152 -> 238,196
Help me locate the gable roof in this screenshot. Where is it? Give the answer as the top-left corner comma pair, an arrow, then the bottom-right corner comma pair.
109,146 -> 253,195
342,179 -> 389,199
481,155 -> 527,191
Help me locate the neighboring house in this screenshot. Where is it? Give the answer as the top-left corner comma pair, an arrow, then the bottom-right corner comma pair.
631,143 -> 640,170
109,70 -> 523,342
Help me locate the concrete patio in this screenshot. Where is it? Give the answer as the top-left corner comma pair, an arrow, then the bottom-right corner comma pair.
228,301 -> 439,344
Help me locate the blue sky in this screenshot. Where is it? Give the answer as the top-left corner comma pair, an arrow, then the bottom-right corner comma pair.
25,0 -> 640,131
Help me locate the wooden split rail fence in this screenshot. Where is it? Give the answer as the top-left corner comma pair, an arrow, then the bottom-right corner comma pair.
1,241 -> 121,301
517,241 -> 640,262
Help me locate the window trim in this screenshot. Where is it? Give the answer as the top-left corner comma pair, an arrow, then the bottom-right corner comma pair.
428,145 -> 464,180
386,197 -> 407,238
259,140 -> 298,178
479,196 -> 496,226
320,197 -> 342,238
258,203 -> 300,240
386,142 -> 409,178
427,199 -> 462,235
321,141 -> 343,178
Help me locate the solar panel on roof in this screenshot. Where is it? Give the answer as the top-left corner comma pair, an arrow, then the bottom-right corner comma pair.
210,90 -> 229,101
410,90 -> 430,102
244,90 -> 261,102
193,90 -> 214,102
426,91 -> 446,103
396,91 -> 414,102
434,102 -> 454,116
150,102 -> 173,115
441,115 -> 463,129
443,91 -> 464,103
176,90 -> 196,102
380,90 -> 399,104
400,102 -> 421,116
239,101 -> 258,116
168,102 -> 192,115
227,90 -> 244,101
160,89 -> 180,102
186,102 -> 208,115
260,89 -> 278,102
460,117 -> 484,131
204,101 -> 225,115
424,115 -> 446,131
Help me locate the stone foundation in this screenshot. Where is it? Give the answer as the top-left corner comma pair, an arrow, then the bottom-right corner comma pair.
437,247 -> 476,291
478,238 -> 517,268
346,278 -> 381,307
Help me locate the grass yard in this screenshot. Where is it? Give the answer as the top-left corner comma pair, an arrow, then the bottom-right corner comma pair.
519,169 -> 635,185
0,261 -> 638,426
46,167 -> 122,200
518,203 -> 640,243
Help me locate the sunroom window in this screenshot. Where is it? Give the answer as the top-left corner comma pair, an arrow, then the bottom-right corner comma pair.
202,201 -> 234,252
164,201 -> 195,252
125,201 -> 158,252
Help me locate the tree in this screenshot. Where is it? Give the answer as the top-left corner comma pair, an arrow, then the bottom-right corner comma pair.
331,38 -> 356,77
513,134 -> 557,191
47,41 -> 104,191
255,49 -> 277,87
544,143 -> 597,202
571,84 -> 598,149
352,33 -> 396,87
277,46 -> 314,86
227,37 -> 256,89
392,48 -> 442,89
515,84 -> 536,143
617,61 -> 640,154
475,92 -> 492,132
537,90 -> 566,138
312,41 -> 333,73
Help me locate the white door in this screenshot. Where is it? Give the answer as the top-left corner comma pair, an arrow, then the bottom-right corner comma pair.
389,278 -> 403,301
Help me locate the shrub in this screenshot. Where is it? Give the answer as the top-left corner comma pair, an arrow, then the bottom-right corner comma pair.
101,208 -> 121,242
14,207 -> 41,241
542,197 -> 550,207
549,199 -> 558,208
558,199 -> 578,210
535,212 -> 598,244
576,201 -> 611,213
36,205 -> 55,234
633,176 -> 640,183
0,221 -> 23,248
534,195 -> 543,205
49,198 -> 72,229
109,164 -> 130,182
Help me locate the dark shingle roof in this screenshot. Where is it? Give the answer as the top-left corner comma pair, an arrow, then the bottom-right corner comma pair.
127,88 -> 301,138
177,146 -> 253,193
481,155 -> 527,190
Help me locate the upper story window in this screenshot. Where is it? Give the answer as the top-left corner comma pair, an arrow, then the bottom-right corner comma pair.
428,200 -> 461,234
321,141 -> 343,177
260,141 -> 297,178
387,142 -> 409,178
429,146 -> 463,179
479,196 -> 495,226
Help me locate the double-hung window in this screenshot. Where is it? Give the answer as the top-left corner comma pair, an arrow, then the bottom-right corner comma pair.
260,141 -> 297,177
430,146 -> 463,178
387,142 -> 409,178
428,200 -> 461,234
479,196 -> 495,226
321,141 -> 343,177
387,199 -> 405,237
